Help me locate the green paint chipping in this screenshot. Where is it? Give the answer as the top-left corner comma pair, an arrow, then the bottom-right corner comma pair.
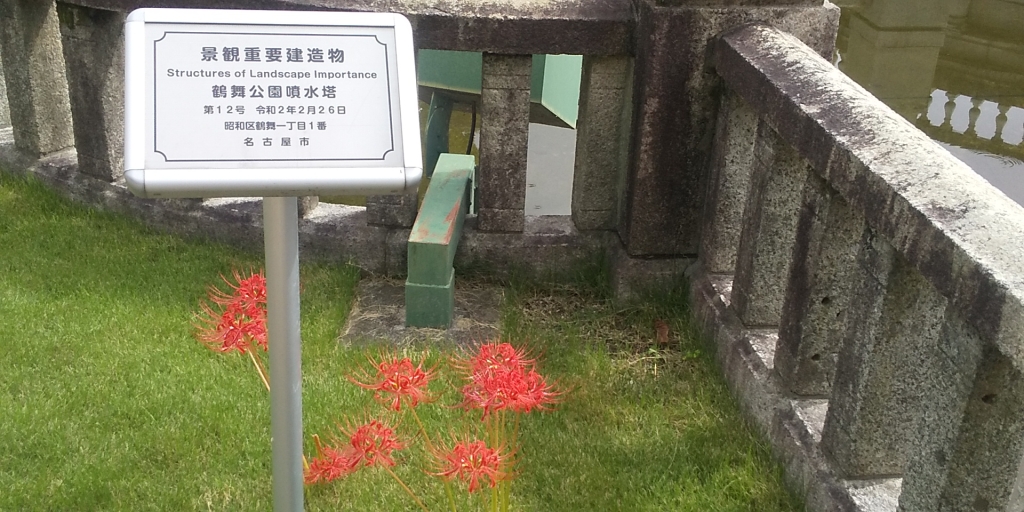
406,154 -> 474,328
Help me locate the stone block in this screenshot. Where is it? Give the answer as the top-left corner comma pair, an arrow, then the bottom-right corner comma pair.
820,236 -> 947,478
366,193 -> 417,228
699,90 -> 758,274
730,121 -> 810,328
775,178 -> 865,397
477,207 -> 525,233
477,53 -> 530,233
618,0 -> 839,257
609,241 -> 691,299
297,195 -> 318,218
0,0 -> 74,156
571,55 -> 632,231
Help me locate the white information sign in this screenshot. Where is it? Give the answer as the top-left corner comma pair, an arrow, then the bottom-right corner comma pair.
124,9 -> 422,198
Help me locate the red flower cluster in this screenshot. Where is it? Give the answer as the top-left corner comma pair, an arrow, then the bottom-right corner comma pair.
349,354 -> 436,411
305,419 -> 404,485
194,270 -> 267,353
457,342 -> 560,418
304,443 -> 355,485
432,439 -> 508,493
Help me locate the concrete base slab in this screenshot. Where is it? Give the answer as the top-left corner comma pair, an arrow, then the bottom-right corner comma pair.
341,279 -> 501,348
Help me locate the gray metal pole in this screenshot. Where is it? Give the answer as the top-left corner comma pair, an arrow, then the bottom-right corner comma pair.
263,196 -> 304,512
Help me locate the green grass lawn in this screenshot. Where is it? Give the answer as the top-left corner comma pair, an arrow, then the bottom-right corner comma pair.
0,172 -> 799,511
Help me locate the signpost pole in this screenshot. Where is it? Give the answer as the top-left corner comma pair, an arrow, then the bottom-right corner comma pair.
263,196 -> 304,512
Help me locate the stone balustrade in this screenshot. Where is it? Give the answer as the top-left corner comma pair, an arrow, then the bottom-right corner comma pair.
693,23 -> 1024,511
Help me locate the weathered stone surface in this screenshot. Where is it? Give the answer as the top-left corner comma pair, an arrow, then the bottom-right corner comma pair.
457,215 -> 608,279
619,1 -> 839,257
56,3 -> 124,181
609,241 -> 691,299
61,0 -> 634,55
341,279 -> 500,347
775,183 -> 865,397
688,269 -> 886,512
820,235 -> 947,478
366,193 -> 417,228
297,195 -> 319,218
699,91 -> 757,275
571,55 -> 632,231
477,53 -> 530,233
0,48 -> 10,128
896,314 -> 1024,512
0,0 -> 74,156
730,121 -> 810,327
715,24 -> 1024,377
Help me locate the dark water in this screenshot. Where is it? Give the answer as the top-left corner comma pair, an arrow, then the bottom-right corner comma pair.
835,0 -> 1024,205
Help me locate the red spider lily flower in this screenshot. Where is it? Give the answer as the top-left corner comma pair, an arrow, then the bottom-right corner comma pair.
457,343 -> 561,417
193,270 -> 268,353
432,439 -> 509,493
455,342 -> 535,378
341,419 -> 404,468
304,444 -> 358,485
349,354 -> 436,411
208,269 -> 266,310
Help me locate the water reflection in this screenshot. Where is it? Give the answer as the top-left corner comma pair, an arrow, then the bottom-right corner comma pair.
835,0 -> 1024,205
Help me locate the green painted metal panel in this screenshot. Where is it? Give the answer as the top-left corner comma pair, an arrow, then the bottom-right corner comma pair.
405,271 -> 455,329
538,54 -> 583,128
406,153 -> 474,328
407,154 -> 473,286
417,50 -> 582,128
423,92 -> 454,177
418,50 -> 482,95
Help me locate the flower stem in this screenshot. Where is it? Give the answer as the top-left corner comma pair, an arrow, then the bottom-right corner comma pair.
409,407 -> 435,453
444,480 -> 458,512
247,348 -> 270,391
382,464 -> 431,512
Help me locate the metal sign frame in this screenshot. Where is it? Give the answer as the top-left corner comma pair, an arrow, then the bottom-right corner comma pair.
124,8 -> 422,198
123,9 -> 423,512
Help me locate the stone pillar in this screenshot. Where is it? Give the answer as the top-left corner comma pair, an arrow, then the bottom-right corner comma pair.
365,193 -> 417,228
698,91 -> 757,274
477,53 -> 530,233
0,0 -> 74,156
819,232 -> 947,478
730,122 -> 809,327
570,55 -> 632,231
0,47 -> 10,128
774,182 -> 865,396
897,318 -> 1024,511
56,3 -> 124,181
618,0 -> 838,258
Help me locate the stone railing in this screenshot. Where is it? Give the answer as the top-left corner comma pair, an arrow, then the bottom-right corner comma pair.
916,90 -> 1024,162
692,23 -> 1024,511
0,0 -> 639,276
0,0 -> 839,291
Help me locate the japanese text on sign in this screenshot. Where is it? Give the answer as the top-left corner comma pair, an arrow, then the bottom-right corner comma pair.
147,26 -> 401,168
